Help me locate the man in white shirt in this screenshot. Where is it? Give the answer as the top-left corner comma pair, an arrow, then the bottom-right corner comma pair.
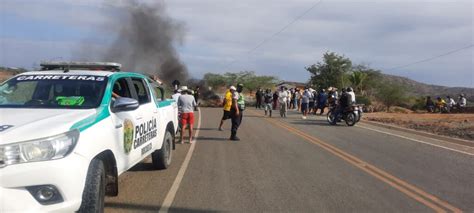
172,89 -> 181,102
177,86 -> 196,143
278,86 -> 289,117
457,94 -> 467,112
446,96 -> 456,113
347,87 -> 356,104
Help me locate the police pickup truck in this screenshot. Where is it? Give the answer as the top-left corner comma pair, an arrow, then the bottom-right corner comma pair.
0,62 -> 178,212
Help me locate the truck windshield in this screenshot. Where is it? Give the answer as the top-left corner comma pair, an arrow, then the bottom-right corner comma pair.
0,74 -> 108,109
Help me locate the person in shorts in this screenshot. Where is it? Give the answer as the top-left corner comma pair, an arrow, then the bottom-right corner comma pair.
219,86 -> 236,131
178,86 -> 197,143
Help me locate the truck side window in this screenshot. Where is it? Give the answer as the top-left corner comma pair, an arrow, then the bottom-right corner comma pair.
152,87 -> 164,102
131,78 -> 151,105
112,78 -> 132,98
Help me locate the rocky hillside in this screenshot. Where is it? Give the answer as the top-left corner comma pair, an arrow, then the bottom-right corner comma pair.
381,74 -> 474,102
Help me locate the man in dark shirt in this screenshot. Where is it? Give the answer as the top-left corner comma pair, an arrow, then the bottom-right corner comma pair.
332,89 -> 350,124
316,89 -> 328,115
426,96 -> 435,113
193,86 -> 200,111
255,88 -> 263,109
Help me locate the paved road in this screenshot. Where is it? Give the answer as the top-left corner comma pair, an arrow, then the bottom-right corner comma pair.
105,107 -> 474,212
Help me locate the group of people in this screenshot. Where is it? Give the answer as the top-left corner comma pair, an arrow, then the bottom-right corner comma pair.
255,86 -> 356,119
174,83 -> 247,143
425,94 -> 467,113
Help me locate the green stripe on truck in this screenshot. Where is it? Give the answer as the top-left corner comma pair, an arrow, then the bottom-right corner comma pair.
70,72 -> 148,132
158,99 -> 175,108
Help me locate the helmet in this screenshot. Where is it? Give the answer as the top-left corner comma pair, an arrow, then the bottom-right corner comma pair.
347,87 -> 353,92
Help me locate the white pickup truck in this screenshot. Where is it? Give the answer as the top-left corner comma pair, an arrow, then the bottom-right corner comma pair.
0,62 -> 179,212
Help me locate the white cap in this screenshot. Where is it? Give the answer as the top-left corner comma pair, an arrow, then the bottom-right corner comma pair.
229,86 -> 236,91
180,86 -> 189,91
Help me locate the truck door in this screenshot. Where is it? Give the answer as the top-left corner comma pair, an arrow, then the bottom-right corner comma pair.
129,77 -> 161,159
109,77 -> 143,171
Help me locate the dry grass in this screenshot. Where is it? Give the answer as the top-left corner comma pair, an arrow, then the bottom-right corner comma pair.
363,112 -> 474,141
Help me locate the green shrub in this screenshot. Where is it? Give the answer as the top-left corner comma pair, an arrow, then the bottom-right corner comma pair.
356,95 -> 371,106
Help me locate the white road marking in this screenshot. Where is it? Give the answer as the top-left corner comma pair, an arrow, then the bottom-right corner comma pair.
357,125 -> 474,157
159,108 -> 201,213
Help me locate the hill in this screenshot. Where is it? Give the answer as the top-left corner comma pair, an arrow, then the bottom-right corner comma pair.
381,74 -> 474,102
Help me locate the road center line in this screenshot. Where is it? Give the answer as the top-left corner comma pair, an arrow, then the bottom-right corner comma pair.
159,108 -> 201,213
357,125 -> 474,157
248,110 -> 461,212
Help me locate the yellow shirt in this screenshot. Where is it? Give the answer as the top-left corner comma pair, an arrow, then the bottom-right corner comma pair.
223,90 -> 233,111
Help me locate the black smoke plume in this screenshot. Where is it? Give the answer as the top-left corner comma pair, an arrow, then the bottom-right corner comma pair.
103,0 -> 188,83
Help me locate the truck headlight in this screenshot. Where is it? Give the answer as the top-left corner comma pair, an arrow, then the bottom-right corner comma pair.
0,130 -> 79,167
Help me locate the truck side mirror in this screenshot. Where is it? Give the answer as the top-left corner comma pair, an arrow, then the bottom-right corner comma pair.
112,97 -> 139,112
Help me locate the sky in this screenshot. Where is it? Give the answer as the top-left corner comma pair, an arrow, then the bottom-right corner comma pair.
0,0 -> 473,87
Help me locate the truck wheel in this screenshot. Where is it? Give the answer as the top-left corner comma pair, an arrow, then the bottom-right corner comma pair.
152,130 -> 172,170
78,159 -> 106,213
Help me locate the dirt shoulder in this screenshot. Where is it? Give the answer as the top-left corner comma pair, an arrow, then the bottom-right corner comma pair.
362,113 -> 474,141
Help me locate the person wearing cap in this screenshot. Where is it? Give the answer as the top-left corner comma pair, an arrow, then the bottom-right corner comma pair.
218,86 -> 235,131
230,84 -> 245,141
177,86 -> 197,143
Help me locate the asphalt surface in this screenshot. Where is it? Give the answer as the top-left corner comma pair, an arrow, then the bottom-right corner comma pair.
105,107 -> 474,212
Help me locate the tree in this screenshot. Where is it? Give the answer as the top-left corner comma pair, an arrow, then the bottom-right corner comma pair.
306,52 -> 352,90
349,64 -> 382,96
376,82 -> 406,112
203,73 -> 226,90
348,71 -> 368,95
203,71 -> 278,94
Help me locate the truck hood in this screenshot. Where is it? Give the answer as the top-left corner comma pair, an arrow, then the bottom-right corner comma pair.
0,108 -> 96,144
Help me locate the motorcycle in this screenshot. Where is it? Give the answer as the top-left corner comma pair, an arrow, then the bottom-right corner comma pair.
327,105 -> 360,126
354,105 -> 363,122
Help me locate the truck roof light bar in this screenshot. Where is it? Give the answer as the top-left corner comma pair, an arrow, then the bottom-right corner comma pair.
40,61 -> 122,72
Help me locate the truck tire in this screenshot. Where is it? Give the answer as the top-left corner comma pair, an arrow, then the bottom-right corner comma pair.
152,130 -> 172,170
78,159 -> 106,213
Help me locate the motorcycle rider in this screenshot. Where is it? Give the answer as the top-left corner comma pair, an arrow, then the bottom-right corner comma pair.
347,87 -> 356,104
332,88 -> 350,124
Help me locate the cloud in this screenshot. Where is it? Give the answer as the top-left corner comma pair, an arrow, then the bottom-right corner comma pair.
1,0 -> 472,87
